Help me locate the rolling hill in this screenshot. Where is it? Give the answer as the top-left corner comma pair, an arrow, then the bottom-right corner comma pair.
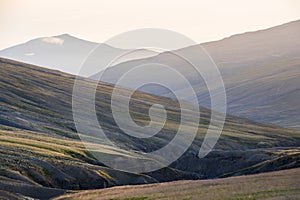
0,58 -> 300,199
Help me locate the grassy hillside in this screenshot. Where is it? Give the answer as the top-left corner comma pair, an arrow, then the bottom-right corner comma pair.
55,168 -> 300,200
0,127 -> 160,199
0,58 -> 300,199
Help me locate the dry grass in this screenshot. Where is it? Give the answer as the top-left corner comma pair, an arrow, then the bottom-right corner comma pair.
55,168 -> 300,200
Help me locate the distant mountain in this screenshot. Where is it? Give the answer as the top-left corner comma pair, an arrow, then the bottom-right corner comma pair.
0,58 -> 300,199
0,34 -> 159,75
94,20 -> 300,129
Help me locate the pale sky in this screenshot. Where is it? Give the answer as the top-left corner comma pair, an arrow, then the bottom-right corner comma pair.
0,0 -> 300,50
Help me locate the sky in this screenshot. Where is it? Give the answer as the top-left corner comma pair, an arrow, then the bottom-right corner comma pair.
0,0 -> 300,50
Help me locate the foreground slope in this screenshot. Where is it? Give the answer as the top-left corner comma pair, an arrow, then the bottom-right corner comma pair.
56,168 -> 300,200
0,128 -> 158,199
0,58 -> 300,199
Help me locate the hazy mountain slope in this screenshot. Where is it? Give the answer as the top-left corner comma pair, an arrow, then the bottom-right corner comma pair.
0,34 -> 158,75
0,58 -> 300,199
202,20 -> 300,129
96,20 -> 300,129
203,19 -> 300,69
